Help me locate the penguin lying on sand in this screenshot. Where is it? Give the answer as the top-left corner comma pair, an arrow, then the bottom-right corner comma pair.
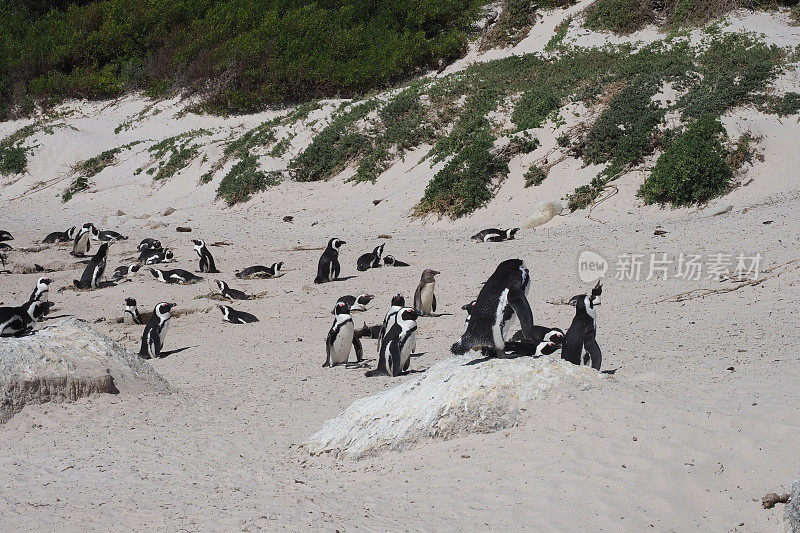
97,230 -> 127,241
140,248 -> 174,265
356,244 -> 384,271
218,305 -> 259,324
0,300 -> 49,337
235,262 -> 283,279
0,230 -> 13,242
214,280 -> 249,300
383,255 -> 410,267
334,294 -> 374,313
149,267 -> 203,284
43,226 -> 76,243
471,228 -> 519,243
138,238 -> 162,252
112,263 -> 141,281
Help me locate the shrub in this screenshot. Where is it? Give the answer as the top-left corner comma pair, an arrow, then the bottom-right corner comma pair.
639,115 -> 732,206
216,157 -> 280,206
524,164 -> 547,186
583,0 -> 655,35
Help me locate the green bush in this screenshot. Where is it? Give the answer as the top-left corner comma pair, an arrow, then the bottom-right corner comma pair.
524,164 -> 547,187
639,115 -> 732,206
0,145 -> 27,175
583,0 -> 654,34
216,156 -> 280,205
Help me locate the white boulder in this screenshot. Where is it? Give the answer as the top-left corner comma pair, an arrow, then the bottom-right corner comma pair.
522,201 -> 563,229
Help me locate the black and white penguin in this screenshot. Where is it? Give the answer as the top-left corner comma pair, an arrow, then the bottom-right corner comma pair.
334,293 -> 374,313
123,297 -> 142,325
367,307 -> 420,377
0,300 -> 49,337
324,301 -> 363,367
451,259 -> 534,357
192,239 -> 218,273
562,281 -> 602,370
356,243 -> 385,271
138,238 -> 162,252
98,229 -> 127,241
74,241 -> 111,289
140,248 -> 174,265
214,280 -> 249,300
470,228 -> 519,243
510,325 -> 565,345
314,238 -> 345,284
377,293 -> 405,355
413,269 -> 440,316
218,305 -> 259,324
139,302 -> 176,359
383,255 -> 410,267
112,263 -> 141,281
149,267 -> 203,284
235,262 -> 283,279
43,226 -> 76,243
71,223 -> 94,256
461,300 -> 477,324
503,339 -> 561,358
30,277 -> 52,303
0,243 -> 11,251
0,230 -> 13,242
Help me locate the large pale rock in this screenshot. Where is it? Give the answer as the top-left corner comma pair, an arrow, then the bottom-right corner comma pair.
0,318 -> 169,423
790,478 -> 800,533
301,355 -> 600,459
522,201 -> 563,229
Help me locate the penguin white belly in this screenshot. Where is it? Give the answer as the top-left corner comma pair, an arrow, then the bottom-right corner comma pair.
493,289 -> 509,348
419,284 -> 435,313
123,312 -> 134,325
159,322 -> 169,346
331,324 -> 354,365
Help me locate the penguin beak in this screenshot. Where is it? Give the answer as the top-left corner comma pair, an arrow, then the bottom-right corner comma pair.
166,303 -> 177,310
432,270 -> 440,275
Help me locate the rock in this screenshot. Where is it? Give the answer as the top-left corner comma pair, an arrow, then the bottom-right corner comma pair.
790,479 -> 800,532
522,201 -> 563,230
0,318 -> 169,423
301,355 -> 599,459
163,207 -> 176,216
176,226 -> 192,233
116,210 -> 126,216
708,204 -> 733,216
377,234 -> 392,239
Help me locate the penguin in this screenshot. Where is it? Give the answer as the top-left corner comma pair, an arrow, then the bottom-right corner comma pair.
0,300 -> 49,337
149,267 -> 203,284
192,239 -> 218,273
123,297 -> 142,325
112,263 -> 141,281
470,228 -> 519,243
30,277 -> 52,303
510,325 -> 565,345
140,248 -> 174,265
71,223 -> 94,256
0,243 -> 11,251
0,230 -> 13,242
214,280 -> 249,300
235,262 -> 283,279
334,293 -> 374,313
561,281 -> 602,370
98,229 -> 127,241
461,300 -> 477,324
367,307 -> 420,377
377,293 -> 406,355
73,241 -> 111,289
218,305 -> 259,324
413,269 -> 440,316
139,302 -> 176,359
503,339 -> 561,358
324,301 -> 363,367
356,243 -> 384,271
383,255 -> 410,267
43,226 -> 75,243
314,238 -> 345,284
138,238 -> 162,252
451,259 -> 534,357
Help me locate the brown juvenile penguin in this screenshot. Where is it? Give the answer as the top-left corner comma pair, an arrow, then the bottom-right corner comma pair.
414,269 -> 440,316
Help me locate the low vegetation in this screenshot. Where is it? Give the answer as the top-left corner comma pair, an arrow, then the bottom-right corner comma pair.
62,141 -> 142,202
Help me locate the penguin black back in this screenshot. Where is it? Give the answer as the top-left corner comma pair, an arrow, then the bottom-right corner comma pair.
74,242 -> 110,289
193,239 -> 219,273
315,238 -> 345,284
562,281 -> 602,370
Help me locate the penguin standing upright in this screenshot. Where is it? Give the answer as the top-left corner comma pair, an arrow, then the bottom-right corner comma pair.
562,281 -> 602,370
377,293 -> 405,355
356,243 -> 385,271
74,241 -> 111,289
0,300 -> 49,337
451,259 -> 534,357
193,239 -> 218,273
71,223 -> 94,256
324,301 -> 363,367
139,302 -> 176,359
367,307 -> 420,377
315,238 -> 345,284
414,269 -> 440,316
30,277 -> 52,302
123,297 -> 143,325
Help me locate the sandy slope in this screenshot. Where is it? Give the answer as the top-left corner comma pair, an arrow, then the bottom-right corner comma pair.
1,5 -> 800,532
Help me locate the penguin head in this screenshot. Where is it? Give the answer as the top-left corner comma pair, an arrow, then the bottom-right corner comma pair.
508,228 -> 519,239
192,239 -> 204,248
399,308 -> 421,322
27,300 -> 49,320
390,293 -> 405,307
125,297 -> 137,307
164,249 -> 174,261
217,305 -> 231,317
214,279 -> 227,293
545,328 -> 565,345
333,301 -> 351,315
329,238 -> 346,249
156,302 -> 176,317
38,277 -> 52,286
374,243 -> 385,256
356,294 -> 374,305
591,280 -> 602,306
384,255 -> 395,266
67,226 -> 76,238
461,300 -> 477,314
0,230 -> 13,241
148,268 -> 159,278
536,341 -> 560,356
420,269 -> 439,282
129,264 -> 141,274
273,262 -> 284,272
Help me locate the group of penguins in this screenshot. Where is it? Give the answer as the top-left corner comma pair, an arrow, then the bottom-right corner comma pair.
1,224 -> 604,376
319,232 -> 604,377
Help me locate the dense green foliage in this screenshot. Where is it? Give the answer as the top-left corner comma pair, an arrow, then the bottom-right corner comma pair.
217,158 -> 281,206
639,115 -> 732,206
0,125 -> 36,175
0,0 -> 485,117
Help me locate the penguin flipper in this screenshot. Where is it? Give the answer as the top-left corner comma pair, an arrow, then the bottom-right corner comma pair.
585,337 -> 602,371
389,341 -> 402,377
432,294 -> 437,313
508,290 -> 534,340
352,336 -> 364,362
